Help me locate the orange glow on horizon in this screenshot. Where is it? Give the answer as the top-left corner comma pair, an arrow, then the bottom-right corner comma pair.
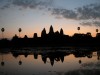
0,24 -> 99,39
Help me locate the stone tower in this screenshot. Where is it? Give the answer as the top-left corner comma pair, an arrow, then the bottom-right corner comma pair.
49,25 -> 54,35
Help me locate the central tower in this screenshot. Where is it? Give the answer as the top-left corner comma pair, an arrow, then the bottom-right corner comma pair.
49,25 -> 54,35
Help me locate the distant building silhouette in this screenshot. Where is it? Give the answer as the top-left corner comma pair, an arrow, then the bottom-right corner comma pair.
60,28 -> 64,35
0,25 -> 100,48
86,32 -> 91,36
55,31 -> 59,35
96,33 -> 100,38
41,28 -> 46,37
12,34 -> 18,39
24,35 -> 28,38
49,25 -> 54,35
34,33 -> 38,38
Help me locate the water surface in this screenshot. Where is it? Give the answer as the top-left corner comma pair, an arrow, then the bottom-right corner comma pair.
0,47 -> 100,75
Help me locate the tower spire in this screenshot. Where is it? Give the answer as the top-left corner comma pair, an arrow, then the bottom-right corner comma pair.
41,28 -> 46,37
49,25 -> 54,34
60,28 -> 64,35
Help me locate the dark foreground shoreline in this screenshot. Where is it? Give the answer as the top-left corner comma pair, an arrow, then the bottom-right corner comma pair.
0,37 -> 100,48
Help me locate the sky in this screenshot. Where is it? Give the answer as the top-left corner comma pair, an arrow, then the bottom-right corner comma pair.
0,0 -> 100,39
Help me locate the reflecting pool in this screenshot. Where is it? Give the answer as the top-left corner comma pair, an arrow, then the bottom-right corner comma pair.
0,47 -> 100,75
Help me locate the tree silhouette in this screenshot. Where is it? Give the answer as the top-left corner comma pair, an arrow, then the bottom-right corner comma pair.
79,60 -> 82,64
19,55 -> 22,65
96,29 -> 99,33
18,28 -> 22,38
1,28 -> 5,39
1,54 -> 5,66
19,60 -> 22,65
77,27 -> 80,33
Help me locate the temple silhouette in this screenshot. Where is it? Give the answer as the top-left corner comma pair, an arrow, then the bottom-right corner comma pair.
0,25 -> 100,48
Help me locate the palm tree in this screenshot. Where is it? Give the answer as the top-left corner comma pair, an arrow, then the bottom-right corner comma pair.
96,29 -> 99,33
19,56 -> 22,65
77,27 -> 80,33
1,54 -> 5,66
18,28 -> 22,38
1,28 -> 5,39
79,60 -> 82,64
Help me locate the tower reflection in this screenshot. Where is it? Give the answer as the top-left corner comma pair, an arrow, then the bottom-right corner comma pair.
8,47 -> 99,66
1,54 -> 5,66
1,48 -> 100,66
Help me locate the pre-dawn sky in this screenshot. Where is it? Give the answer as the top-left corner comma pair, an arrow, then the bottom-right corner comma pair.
0,0 -> 100,39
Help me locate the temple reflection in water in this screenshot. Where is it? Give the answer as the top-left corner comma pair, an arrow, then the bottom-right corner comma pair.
0,47 -> 100,66
0,47 -> 100,75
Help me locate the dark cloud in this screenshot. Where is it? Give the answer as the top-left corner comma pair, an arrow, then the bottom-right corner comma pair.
0,4 -> 10,10
1,0 -> 100,27
93,21 -> 100,27
0,0 -> 53,9
51,8 -> 77,19
12,0 -> 53,9
0,0 -> 12,9
13,0 -> 38,9
77,3 -> 100,20
80,22 -> 92,26
50,2 -> 100,27
51,3 -> 100,20
80,21 -> 100,27
77,3 -> 100,27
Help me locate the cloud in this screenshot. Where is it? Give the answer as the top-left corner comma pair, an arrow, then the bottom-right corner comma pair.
47,3 -> 100,27
51,3 -> 100,20
80,21 -> 100,27
50,2 -> 100,27
77,3 -> 100,20
12,0 -> 53,9
0,0 -> 12,10
13,0 -> 39,9
0,0 -> 53,9
0,4 -> 10,10
1,0 -> 100,27
76,3 -> 100,27
93,21 -> 100,27
51,8 -> 78,19
80,22 -> 92,26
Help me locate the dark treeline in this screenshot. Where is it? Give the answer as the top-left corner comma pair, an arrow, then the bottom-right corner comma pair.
0,25 -> 100,48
